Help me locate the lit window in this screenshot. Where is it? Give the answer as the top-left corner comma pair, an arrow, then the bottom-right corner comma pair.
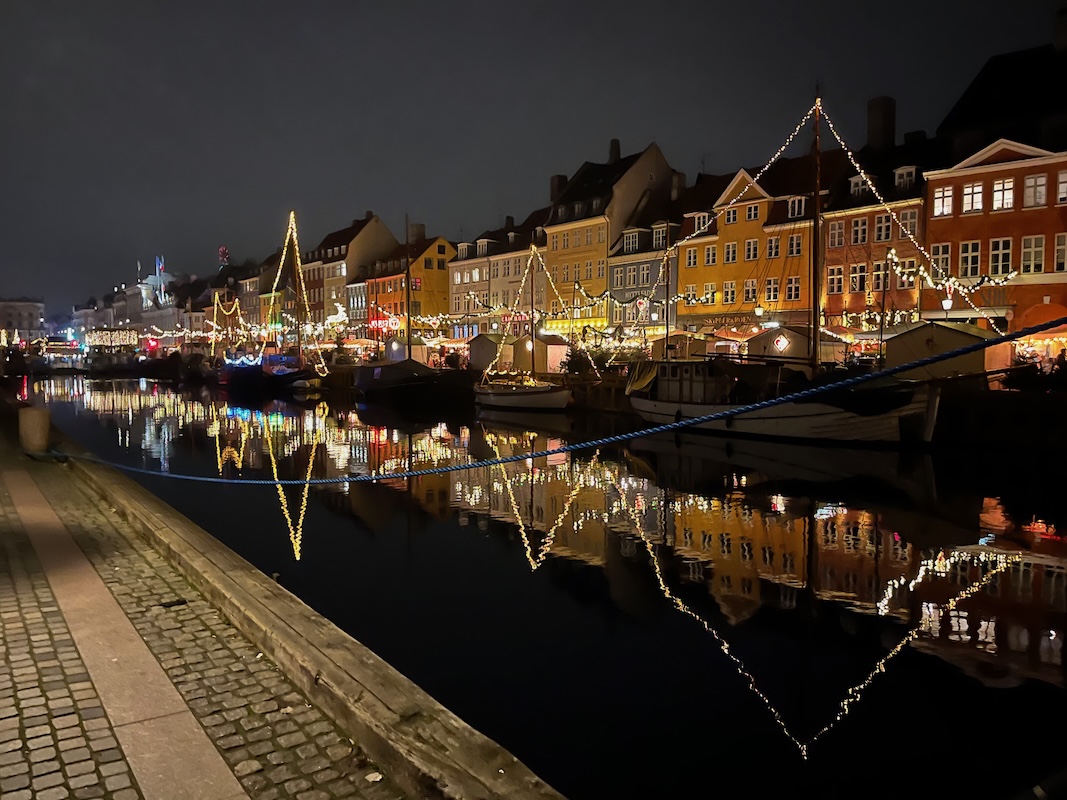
1024,175 -> 1047,207
962,182 -> 983,213
933,186 -> 953,216
992,178 -> 1014,210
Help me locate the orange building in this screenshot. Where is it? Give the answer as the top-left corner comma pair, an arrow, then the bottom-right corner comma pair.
921,140 -> 1067,331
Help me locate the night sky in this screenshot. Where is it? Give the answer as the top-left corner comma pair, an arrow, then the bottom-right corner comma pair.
1,0 -> 1059,313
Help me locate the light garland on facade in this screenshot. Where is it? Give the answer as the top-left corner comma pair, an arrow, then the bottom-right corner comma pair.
86,329 -> 139,347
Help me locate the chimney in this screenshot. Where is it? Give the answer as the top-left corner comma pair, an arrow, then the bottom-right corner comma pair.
505,215 -> 515,229
671,171 -> 686,202
608,138 -> 621,163
866,96 -> 896,152
365,210 -> 373,220
407,222 -> 426,243
550,174 -> 568,202
1057,7 -> 1067,50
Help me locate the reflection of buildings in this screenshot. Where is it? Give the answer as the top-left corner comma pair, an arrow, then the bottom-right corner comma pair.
913,548 -> 1065,687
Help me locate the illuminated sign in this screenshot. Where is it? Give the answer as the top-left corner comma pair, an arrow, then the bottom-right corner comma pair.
773,333 -> 790,352
369,318 -> 401,331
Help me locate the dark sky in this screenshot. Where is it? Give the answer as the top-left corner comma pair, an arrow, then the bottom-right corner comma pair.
1,0 -> 1059,313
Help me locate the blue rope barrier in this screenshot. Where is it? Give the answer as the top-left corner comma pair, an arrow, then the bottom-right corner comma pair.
52,314 -> 1067,486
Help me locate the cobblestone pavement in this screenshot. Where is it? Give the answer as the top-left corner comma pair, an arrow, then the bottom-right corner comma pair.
3,457 -> 409,800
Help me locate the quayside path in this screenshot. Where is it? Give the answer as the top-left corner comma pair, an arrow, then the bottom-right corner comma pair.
0,410 -> 407,800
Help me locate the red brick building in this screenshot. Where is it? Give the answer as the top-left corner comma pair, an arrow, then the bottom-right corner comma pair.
921,140 -> 1067,331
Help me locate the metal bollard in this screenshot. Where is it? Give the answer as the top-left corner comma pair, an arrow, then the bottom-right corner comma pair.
18,406 -> 51,454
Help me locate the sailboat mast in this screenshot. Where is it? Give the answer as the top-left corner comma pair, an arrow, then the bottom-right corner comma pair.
405,213 -> 412,358
295,248 -> 304,367
809,95 -> 823,376
530,248 -> 537,377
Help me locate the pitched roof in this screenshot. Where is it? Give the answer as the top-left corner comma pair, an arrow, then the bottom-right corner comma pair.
313,214 -> 376,252
937,43 -> 1067,152
547,147 -> 647,224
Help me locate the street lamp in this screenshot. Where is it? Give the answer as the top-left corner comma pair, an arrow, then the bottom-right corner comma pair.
754,304 -> 764,318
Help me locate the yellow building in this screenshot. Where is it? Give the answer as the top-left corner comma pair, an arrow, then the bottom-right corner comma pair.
674,151 -> 848,335
541,139 -> 676,336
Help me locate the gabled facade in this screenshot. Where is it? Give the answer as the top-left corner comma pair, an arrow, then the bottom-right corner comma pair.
303,212 -> 399,326
541,139 -> 676,335
922,138 -> 1067,331
675,149 -> 848,333
365,223 -> 455,342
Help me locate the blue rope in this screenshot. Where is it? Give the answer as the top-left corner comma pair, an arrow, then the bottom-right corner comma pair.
54,314 -> 1067,486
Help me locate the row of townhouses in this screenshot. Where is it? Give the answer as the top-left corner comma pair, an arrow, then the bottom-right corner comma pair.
73,16 -> 1067,349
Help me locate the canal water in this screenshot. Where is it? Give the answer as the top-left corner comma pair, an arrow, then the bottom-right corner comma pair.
25,376 -> 1067,799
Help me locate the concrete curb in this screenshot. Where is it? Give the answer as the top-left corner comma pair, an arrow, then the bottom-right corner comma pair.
56,443 -> 564,800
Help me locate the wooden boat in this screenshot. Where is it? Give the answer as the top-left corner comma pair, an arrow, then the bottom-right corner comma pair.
474,377 -> 572,410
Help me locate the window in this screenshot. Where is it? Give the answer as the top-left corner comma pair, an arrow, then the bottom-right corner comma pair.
1022,235 -> 1045,273
933,186 -> 953,216
851,218 -> 867,245
895,167 -> 916,189
1024,175 -> 1047,207
992,178 -> 1014,210
745,239 -> 759,261
685,284 -> 697,305
424,256 -> 433,269
900,208 -> 918,237
704,282 -> 717,303
788,197 -> 805,218
850,175 -> 866,198
624,231 -> 639,253
767,237 -> 780,258
960,241 -> 980,278
828,266 -> 844,294
788,234 -> 802,257
585,228 -> 592,246
503,261 -> 511,277
565,232 -> 574,249
626,265 -> 637,286
585,261 -> 593,279
1059,171 -> 1067,203
1056,233 -> 1067,272
686,248 -> 697,267
743,279 -> 757,302
849,263 -> 867,293
931,243 -> 950,276
561,264 -> 569,282
598,226 -> 605,243
874,214 -> 891,242
471,267 -> 480,282
725,208 -> 737,224
962,182 -> 983,213
746,204 -> 759,221
991,238 -> 1012,275
453,271 -> 461,285
704,245 -> 716,265
639,263 -> 650,285
694,212 -> 710,233
724,242 -> 738,263
828,221 -> 844,248
491,263 -> 499,279
652,227 -> 667,248
765,278 -> 779,302
612,303 -> 623,323
723,281 -> 736,303
897,259 -> 917,289
786,276 -> 800,301
598,260 -> 605,278
550,234 -> 558,250
612,267 -> 623,288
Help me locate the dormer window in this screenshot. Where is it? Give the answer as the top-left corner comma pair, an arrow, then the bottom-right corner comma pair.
591,198 -> 601,212
459,244 -> 470,259
623,231 -> 639,253
574,202 -> 584,216
652,227 -> 667,249
477,241 -> 488,257
508,232 -> 518,244
556,207 -> 566,221
895,166 -> 916,190
693,212 -> 710,233
787,197 -> 805,218
850,175 -> 867,198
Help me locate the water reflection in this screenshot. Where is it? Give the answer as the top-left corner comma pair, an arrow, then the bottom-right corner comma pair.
29,377 -> 1067,795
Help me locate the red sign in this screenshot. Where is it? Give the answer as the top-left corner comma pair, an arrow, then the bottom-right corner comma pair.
369,317 -> 401,331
